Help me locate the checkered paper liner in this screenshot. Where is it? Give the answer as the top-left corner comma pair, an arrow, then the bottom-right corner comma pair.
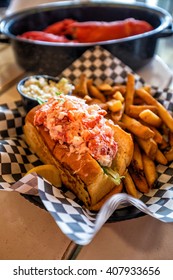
0,46 -> 173,245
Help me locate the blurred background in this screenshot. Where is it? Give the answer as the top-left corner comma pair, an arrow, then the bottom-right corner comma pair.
1,0 -> 173,14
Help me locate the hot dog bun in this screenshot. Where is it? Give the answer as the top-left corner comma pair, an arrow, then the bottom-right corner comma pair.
23,96 -> 133,209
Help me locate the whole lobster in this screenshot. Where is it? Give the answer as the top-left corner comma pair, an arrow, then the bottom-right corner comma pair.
19,18 -> 153,43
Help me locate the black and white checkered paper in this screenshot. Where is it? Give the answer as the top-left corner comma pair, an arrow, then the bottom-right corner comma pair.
0,46 -> 173,245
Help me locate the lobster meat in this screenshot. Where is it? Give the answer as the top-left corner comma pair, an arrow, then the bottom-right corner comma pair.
19,18 -> 153,43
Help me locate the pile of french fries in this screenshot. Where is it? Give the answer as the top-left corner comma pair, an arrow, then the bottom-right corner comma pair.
72,73 -> 173,198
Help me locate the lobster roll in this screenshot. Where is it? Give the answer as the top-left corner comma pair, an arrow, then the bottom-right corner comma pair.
23,94 -> 134,210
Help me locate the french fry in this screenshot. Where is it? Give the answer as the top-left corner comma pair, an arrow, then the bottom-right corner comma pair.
140,85 -> 151,93
164,132 -> 173,161
139,109 -> 162,128
87,80 -> 106,103
129,142 -> 149,193
129,165 -> 149,193
164,147 -> 173,162
149,126 -> 163,144
156,102 -> 173,132
83,95 -> 92,102
110,102 -> 125,122
142,153 -> 158,188
72,73 -> 88,97
112,85 -> 126,95
125,73 -> 135,114
133,142 -> 143,170
155,149 -> 168,165
128,105 -> 158,118
134,96 -> 145,105
136,88 -> 173,132
113,91 -> 124,102
123,171 -> 138,198
164,131 -> 173,159
97,83 -> 113,94
121,114 -> 155,140
136,88 -> 157,104
136,137 -> 158,160
107,99 -> 123,113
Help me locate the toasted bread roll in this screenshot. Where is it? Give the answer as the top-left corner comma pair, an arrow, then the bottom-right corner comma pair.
23,96 -> 133,209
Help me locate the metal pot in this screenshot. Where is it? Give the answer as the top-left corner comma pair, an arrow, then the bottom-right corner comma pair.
0,0 -> 172,76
